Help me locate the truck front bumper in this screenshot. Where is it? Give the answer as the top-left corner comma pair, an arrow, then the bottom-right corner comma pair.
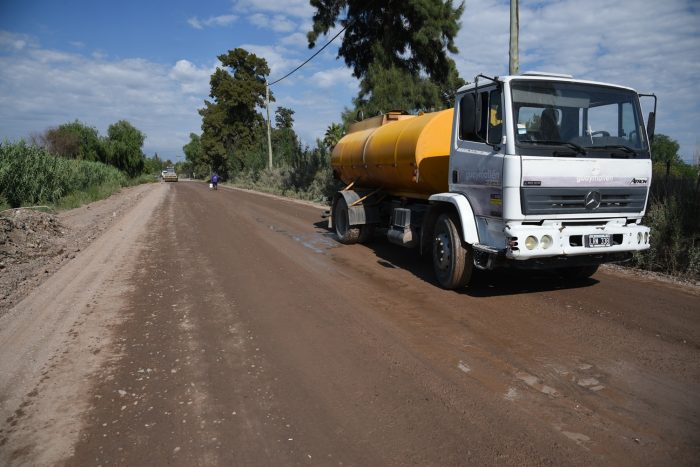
504,220 -> 650,260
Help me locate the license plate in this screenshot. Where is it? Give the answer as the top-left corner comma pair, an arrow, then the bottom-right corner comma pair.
586,234 -> 611,248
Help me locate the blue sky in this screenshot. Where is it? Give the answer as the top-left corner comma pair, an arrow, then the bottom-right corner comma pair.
1,0 -> 698,163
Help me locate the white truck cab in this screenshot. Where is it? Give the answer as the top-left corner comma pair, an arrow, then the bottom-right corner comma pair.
438,72 -> 654,281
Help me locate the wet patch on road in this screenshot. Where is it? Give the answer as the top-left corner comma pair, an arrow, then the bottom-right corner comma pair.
256,217 -> 339,254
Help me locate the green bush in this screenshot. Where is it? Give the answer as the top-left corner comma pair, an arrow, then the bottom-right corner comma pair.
230,165 -> 341,204
631,167 -> 700,280
0,140 -> 127,208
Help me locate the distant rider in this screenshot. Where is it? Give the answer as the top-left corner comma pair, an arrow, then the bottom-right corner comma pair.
211,173 -> 220,190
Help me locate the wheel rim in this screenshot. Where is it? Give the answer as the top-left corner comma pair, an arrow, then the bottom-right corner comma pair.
434,230 -> 452,273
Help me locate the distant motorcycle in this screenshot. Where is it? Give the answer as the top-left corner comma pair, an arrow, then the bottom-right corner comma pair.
209,174 -> 220,190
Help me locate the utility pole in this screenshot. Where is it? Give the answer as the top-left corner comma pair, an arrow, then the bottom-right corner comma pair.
509,0 -> 519,75
265,80 -> 273,170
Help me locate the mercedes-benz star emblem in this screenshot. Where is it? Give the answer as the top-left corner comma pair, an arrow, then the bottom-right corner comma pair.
584,191 -> 602,210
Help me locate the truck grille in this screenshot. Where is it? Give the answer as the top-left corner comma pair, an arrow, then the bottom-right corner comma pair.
521,187 -> 647,215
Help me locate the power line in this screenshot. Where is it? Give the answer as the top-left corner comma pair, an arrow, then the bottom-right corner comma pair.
268,23 -> 348,86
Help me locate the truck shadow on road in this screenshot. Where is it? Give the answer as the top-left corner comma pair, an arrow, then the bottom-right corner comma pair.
458,269 -> 599,297
316,223 -> 599,297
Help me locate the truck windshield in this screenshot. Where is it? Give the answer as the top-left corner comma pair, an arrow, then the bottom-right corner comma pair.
511,80 -> 649,158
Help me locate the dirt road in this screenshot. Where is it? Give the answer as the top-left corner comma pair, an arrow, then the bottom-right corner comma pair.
1,181 -> 698,466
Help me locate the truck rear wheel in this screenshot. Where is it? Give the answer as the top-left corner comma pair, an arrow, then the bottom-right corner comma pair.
333,196 -> 361,244
432,213 -> 472,289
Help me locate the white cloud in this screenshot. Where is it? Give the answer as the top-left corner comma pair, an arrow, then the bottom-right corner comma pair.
169,59 -> 213,95
310,67 -> 355,89
275,89 -> 355,146
91,50 -> 107,60
232,0 -> 313,19
239,43 -> 299,79
0,36 -> 209,159
248,13 -> 297,33
280,32 -> 309,49
270,69 -> 358,146
187,17 -> 203,29
29,48 -> 81,65
0,30 -> 37,51
187,14 -> 238,29
452,0 -> 510,78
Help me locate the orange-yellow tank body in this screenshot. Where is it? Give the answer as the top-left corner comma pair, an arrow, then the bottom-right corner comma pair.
331,109 -> 453,199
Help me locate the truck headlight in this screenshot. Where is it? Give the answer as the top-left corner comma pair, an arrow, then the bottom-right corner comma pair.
540,235 -> 553,249
525,236 -> 538,250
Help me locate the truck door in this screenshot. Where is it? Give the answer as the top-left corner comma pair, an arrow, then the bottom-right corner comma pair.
451,87 -> 505,219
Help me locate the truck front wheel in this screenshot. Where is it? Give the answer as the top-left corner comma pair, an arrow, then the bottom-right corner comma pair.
432,213 -> 473,289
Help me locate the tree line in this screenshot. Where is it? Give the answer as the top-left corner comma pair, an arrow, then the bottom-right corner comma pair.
29,119 -> 156,177
1,118 -> 164,209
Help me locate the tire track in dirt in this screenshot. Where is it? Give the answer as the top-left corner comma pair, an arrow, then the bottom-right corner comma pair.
0,183 -> 167,465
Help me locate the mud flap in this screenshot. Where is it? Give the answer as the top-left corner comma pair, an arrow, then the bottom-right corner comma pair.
335,190 -> 380,226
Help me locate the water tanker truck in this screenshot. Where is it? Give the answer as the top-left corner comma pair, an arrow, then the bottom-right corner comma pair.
329,72 -> 657,289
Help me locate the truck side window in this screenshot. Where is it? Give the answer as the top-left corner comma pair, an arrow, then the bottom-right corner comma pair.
487,89 -> 503,145
459,90 -> 490,143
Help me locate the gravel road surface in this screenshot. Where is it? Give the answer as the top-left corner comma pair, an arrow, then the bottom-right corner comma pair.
1,181 -> 698,466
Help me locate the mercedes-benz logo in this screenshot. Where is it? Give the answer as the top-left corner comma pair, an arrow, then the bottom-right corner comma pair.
584,191 -> 602,210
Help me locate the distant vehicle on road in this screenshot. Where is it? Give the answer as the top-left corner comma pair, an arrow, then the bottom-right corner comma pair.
163,167 -> 178,182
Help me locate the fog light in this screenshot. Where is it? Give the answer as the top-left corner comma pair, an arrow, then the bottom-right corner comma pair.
525,236 -> 538,250
644,232 -> 649,244
637,232 -> 643,244
540,235 -> 553,249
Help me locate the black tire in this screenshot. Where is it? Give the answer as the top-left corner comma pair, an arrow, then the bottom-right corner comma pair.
558,265 -> 599,280
432,213 -> 472,289
333,196 -> 361,244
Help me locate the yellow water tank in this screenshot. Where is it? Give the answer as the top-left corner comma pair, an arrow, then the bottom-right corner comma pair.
331,109 -> 453,198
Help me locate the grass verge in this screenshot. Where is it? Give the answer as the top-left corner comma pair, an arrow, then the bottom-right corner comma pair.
0,140 -> 155,213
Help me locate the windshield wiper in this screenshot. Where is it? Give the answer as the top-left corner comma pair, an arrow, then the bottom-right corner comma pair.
520,140 -> 587,156
585,144 -> 638,158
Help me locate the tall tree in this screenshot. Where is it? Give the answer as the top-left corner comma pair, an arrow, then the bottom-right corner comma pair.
308,0 -> 464,112
652,134 -> 681,166
199,48 -> 271,177
272,107 -> 301,167
182,132 -> 209,178
275,107 -> 295,129
43,120 -> 105,162
105,120 -> 145,177
323,123 -> 345,150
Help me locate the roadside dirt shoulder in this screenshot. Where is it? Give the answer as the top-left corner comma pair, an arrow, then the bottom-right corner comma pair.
0,182 -> 166,465
0,183 -> 155,317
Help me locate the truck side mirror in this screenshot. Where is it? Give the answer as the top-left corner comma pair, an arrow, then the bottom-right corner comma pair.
459,93 -> 476,140
646,111 -> 656,143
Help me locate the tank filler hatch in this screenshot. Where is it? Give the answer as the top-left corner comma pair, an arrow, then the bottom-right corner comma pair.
347,110 -> 416,134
